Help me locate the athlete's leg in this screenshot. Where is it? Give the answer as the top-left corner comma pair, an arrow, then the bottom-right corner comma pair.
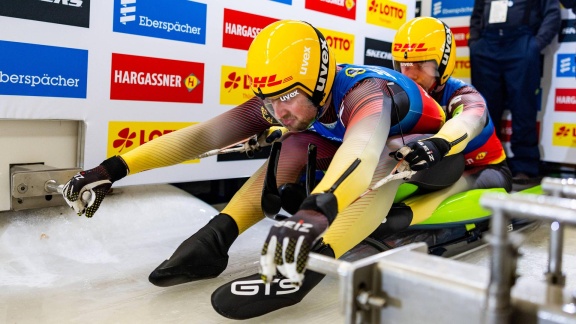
211,134 -> 395,319
223,131 -> 338,232
150,132 -> 338,287
464,162 -> 513,192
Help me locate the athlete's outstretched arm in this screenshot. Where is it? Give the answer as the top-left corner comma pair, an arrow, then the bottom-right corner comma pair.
62,97 -> 273,217
122,97 -> 273,174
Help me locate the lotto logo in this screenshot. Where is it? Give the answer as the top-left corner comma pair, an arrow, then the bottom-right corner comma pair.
107,121 -> 199,163
368,0 -> 405,18
366,0 -> 407,29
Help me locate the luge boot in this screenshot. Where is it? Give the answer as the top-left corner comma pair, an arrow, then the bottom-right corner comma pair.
148,213 -> 238,287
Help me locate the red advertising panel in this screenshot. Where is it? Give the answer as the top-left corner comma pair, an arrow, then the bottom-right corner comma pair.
110,53 -> 204,103
555,88 -> 576,112
305,0 -> 356,20
450,26 -> 469,47
222,9 -> 278,50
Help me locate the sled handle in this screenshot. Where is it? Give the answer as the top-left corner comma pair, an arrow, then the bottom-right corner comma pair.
353,160 -> 415,203
48,183 -> 93,205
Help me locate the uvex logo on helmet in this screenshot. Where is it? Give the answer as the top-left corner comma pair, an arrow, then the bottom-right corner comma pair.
316,38 -> 329,92
441,24 -> 453,66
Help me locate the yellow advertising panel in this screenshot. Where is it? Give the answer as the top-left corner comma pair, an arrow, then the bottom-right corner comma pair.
452,57 -> 471,79
107,121 -> 199,163
366,0 -> 407,30
552,123 -> 576,147
220,65 -> 254,106
317,27 -> 355,64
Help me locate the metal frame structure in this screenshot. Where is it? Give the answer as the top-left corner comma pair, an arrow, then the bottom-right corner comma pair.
307,177 -> 576,324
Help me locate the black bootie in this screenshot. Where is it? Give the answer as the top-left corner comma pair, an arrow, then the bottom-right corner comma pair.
210,241 -> 335,320
148,213 -> 239,287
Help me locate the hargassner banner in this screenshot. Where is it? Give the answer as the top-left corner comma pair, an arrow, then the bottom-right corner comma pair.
113,0 -> 207,44
0,40 -> 88,98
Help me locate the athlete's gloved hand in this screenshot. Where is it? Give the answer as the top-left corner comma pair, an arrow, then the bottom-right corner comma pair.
62,156 -> 128,218
259,209 -> 328,285
390,138 -> 450,171
258,126 -> 288,146
260,193 -> 337,285
244,127 -> 288,157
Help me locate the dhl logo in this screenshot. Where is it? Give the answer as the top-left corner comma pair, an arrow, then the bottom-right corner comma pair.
392,43 -> 429,52
220,66 -> 255,105
224,71 -> 250,92
250,74 -> 292,88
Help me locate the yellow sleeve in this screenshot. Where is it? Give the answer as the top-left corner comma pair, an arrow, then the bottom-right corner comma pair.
121,97 -> 271,174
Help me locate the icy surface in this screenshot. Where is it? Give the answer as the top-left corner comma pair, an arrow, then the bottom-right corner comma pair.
0,184 -> 341,323
1,184 -> 575,323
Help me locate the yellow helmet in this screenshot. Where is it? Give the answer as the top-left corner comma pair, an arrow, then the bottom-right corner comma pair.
392,17 -> 456,86
246,20 -> 336,111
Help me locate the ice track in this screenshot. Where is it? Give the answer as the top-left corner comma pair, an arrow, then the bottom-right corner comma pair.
0,184 -> 575,323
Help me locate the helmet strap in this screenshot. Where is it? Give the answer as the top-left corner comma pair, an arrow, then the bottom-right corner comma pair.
256,87 -> 265,100
431,80 -> 447,95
